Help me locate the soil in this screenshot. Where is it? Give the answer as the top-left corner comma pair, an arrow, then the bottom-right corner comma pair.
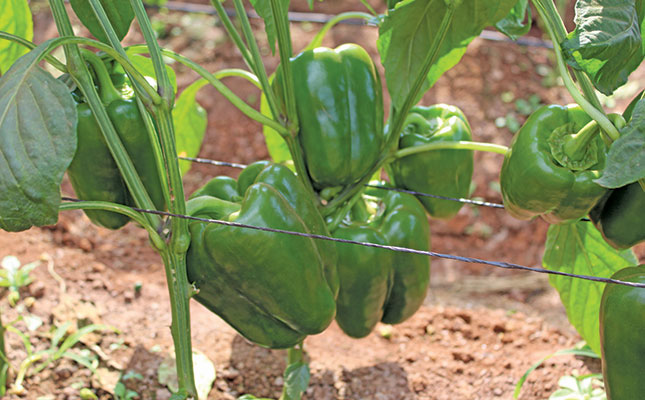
3,1 -> 645,399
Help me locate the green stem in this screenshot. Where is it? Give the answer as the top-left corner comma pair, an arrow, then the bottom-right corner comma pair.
0,31 -> 67,72
80,50 -> 123,104
124,45 -> 288,135
326,188 -> 365,231
210,0 -> 255,70
231,0 -> 282,124
48,0 -> 160,229
59,201 -> 165,250
401,112 -> 433,132
279,344 -> 307,400
393,140 -> 509,159
304,12 -> 375,51
271,0 -> 299,134
532,0 -> 620,141
359,0 -> 378,15
323,4 -> 457,217
563,120 -> 599,160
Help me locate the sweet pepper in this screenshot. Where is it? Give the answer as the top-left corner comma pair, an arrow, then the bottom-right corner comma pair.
391,104 -> 474,219
67,51 -> 165,229
590,182 -> 645,249
274,44 -> 385,188
500,104 -> 607,224
186,162 -> 338,349
332,185 -> 430,338
600,265 -> 645,400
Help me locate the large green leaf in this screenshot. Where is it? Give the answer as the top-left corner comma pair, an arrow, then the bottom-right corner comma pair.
595,99 -> 645,188
173,80 -> 207,175
377,0 -> 516,110
0,42 -> 78,232
562,0 -> 645,96
495,0 -> 532,40
0,0 -> 33,75
543,221 -> 638,355
70,0 -> 134,44
249,0 -> 289,55
282,362 -> 310,400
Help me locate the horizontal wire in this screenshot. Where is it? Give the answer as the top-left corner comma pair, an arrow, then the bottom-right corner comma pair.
179,156 -> 506,208
144,2 -> 553,49
61,197 -> 645,289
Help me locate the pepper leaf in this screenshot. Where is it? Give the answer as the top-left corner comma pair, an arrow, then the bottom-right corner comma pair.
260,80 -> 291,164
495,0 -> 532,40
173,79 -> 207,175
69,0 -> 134,44
0,0 -> 33,75
377,0 -> 516,111
282,362 -> 310,400
0,42 -> 77,232
543,221 -> 638,355
595,99 -> 645,188
249,0 -> 290,55
562,0 -> 645,96
126,53 -> 178,96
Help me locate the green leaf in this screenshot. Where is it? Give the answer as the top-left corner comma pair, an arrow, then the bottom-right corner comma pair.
386,0 -> 401,9
158,351 -> 216,400
282,362 -> 310,400
126,53 -> 177,95
543,221 -> 638,355
260,89 -> 291,164
173,79 -> 207,175
249,0 -> 290,55
562,0 -> 645,96
69,0 -> 134,44
0,0 -> 33,75
495,0 -> 532,40
377,0 -> 516,110
595,99 -> 645,188
0,42 -> 78,232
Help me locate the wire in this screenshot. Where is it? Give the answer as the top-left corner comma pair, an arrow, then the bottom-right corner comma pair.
60,197 -> 645,289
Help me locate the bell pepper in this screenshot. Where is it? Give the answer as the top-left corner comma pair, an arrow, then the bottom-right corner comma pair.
274,44 -> 385,188
391,104 -> 474,219
590,182 -> 645,249
67,51 -> 165,229
600,265 -> 645,400
186,162 -> 338,349
499,104 -> 607,224
332,185 -> 430,338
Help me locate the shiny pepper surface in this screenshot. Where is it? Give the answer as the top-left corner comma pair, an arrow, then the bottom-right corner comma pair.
600,265 -> 645,400
332,186 -> 430,338
275,44 -> 385,188
590,182 -> 645,249
391,104 -> 474,219
186,162 -> 338,349
67,52 -> 165,229
500,105 -> 607,224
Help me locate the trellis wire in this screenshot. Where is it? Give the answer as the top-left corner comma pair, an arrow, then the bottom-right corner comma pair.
144,1 -> 553,49
60,197 -> 645,289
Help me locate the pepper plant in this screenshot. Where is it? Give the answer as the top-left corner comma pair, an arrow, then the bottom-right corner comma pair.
0,0 -> 645,399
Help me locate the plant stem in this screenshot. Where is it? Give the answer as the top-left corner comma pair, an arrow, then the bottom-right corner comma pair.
532,0 -> 620,141
270,0 -> 298,134
0,32 -> 67,72
393,140 -> 509,159
304,12 -> 375,51
48,0 -> 160,229
210,0 -> 255,70
563,120 -> 599,160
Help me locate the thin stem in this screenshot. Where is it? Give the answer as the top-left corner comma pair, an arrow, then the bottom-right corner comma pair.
360,0 -> 378,16
304,12 -> 375,51
59,200 -> 165,250
532,0 -> 620,141
563,120 -> 599,160
210,0 -> 255,70
271,0 -> 299,134
0,32 -> 67,72
393,141 -> 509,159
232,0 -> 282,123
326,188 -> 365,232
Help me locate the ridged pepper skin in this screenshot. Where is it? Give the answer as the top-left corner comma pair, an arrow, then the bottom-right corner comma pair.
186,162 -> 338,349
333,186 -> 431,338
600,265 -> 645,400
590,182 -> 645,249
275,44 -> 385,188
391,104 -> 474,219
67,52 -> 165,229
500,105 -> 607,224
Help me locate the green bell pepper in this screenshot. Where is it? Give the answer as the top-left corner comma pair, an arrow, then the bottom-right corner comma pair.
391,104 -> 474,219
499,104 -> 607,224
67,51 -> 165,229
590,182 -> 645,249
275,44 -> 385,188
600,265 -> 645,400
332,185 -> 430,338
186,162 -> 338,349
